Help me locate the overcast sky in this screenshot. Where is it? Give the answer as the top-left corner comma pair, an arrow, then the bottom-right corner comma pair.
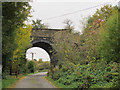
26,0 -> 119,61
28,0 -> 119,32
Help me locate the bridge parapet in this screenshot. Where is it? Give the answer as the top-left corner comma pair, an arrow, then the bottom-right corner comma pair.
31,28 -> 68,44
31,36 -> 53,43
31,28 -> 68,37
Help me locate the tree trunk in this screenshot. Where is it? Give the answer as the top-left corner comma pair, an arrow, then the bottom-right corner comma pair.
50,64 -> 54,80
16,67 -> 18,78
10,62 -> 12,75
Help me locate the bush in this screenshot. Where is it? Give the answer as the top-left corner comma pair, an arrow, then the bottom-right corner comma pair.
2,72 -> 11,80
98,13 -> 120,62
38,61 -> 50,70
27,61 -> 36,73
50,61 -> 119,88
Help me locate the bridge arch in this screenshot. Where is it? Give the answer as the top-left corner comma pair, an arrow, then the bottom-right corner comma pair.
30,28 -> 67,66
31,39 -> 57,66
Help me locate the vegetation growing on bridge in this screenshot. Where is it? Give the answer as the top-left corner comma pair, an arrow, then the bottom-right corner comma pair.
48,5 -> 120,88
32,19 -> 49,29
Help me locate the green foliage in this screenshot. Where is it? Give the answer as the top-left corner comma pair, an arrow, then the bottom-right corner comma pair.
27,61 -> 36,73
81,5 -> 118,62
37,59 -> 43,63
49,4 -> 119,89
53,31 -> 82,64
87,5 -> 118,27
45,76 -> 68,88
12,25 -> 32,74
2,74 -> 28,88
34,59 -> 50,71
2,72 -> 11,80
49,61 -> 119,88
2,2 -> 31,74
32,19 -> 49,29
93,5 -> 118,21
98,13 -> 120,62
37,61 -> 50,71
38,69 -> 48,72
2,76 -> 20,88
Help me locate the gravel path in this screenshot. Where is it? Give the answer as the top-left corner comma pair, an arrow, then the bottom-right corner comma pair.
14,72 -> 55,88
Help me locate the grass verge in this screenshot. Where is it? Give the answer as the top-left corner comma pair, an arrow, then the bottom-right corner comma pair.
2,74 -> 27,88
45,76 -> 67,88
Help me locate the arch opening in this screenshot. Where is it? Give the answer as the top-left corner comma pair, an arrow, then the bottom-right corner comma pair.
30,40 -> 58,67
26,47 -> 51,73
26,47 -> 50,61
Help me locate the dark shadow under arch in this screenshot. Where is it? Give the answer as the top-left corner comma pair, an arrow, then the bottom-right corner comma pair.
31,39 -> 57,67
32,42 -> 53,56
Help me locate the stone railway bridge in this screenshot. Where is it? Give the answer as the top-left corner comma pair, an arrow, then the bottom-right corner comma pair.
30,28 -> 68,67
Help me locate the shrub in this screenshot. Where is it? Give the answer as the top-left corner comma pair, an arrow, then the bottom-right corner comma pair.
27,61 -> 35,73
38,61 -> 50,70
50,61 -> 119,88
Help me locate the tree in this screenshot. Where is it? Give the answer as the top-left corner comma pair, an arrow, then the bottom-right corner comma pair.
38,61 -> 50,70
93,5 -> 118,21
38,59 -> 43,63
13,25 -> 32,75
32,19 -> 49,29
27,61 -> 35,73
80,5 -> 118,62
63,19 -> 74,33
85,5 -> 118,33
98,13 -> 119,62
53,31 -> 82,65
2,2 -> 31,74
